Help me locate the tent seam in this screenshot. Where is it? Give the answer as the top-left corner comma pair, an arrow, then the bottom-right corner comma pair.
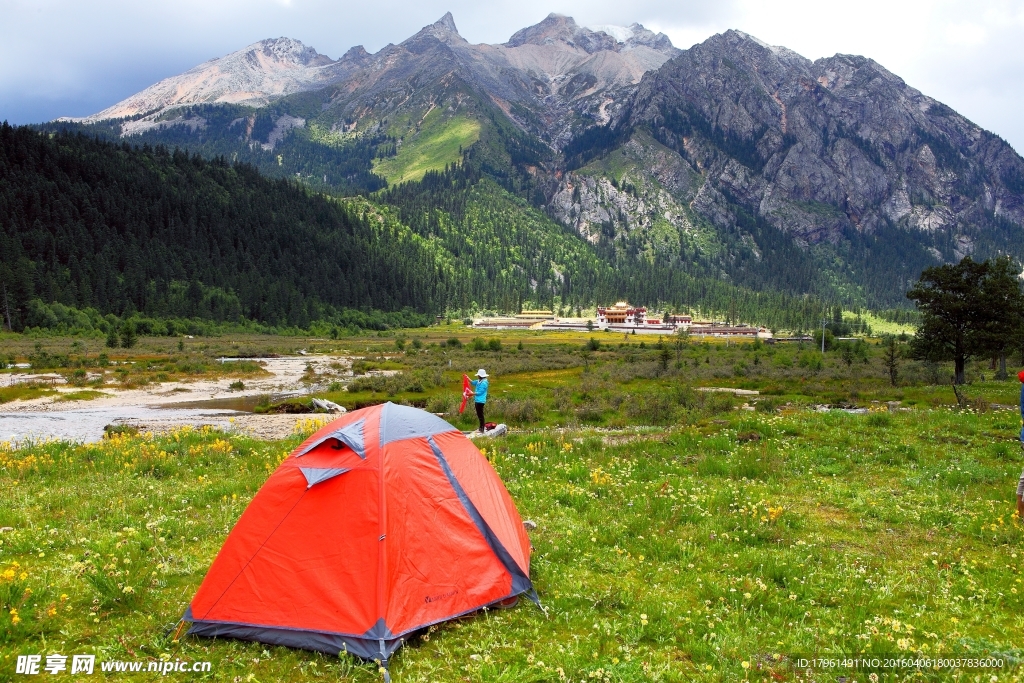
426,436 -> 533,591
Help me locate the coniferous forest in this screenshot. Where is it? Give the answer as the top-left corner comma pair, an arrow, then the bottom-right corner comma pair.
0,124 -> 442,330
1,123 -> 837,332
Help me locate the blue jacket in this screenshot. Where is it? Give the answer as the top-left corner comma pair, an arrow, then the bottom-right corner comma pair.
471,377 -> 489,404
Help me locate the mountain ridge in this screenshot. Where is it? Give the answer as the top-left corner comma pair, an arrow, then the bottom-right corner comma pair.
38,15 -> 1024,311
74,13 -> 677,140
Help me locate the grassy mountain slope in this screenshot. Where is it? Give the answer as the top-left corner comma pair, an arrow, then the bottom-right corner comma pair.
374,112 -> 481,185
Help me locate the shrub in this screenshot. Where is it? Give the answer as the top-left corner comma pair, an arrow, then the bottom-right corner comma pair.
798,352 -> 822,371
446,337 -> 463,348
487,338 -> 502,352
575,399 -> 604,423
490,397 -> 542,424
228,380 -> 245,391
704,393 -> 736,415
426,395 -> 459,415
625,392 -> 676,425
866,413 -> 892,428
550,386 -> 572,414
347,370 -> 432,396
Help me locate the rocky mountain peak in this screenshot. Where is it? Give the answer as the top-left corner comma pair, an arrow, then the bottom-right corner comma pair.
619,26 -> 1024,259
433,12 -> 459,34
710,29 -> 810,67
623,24 -> 675,52
506,13 -> 577,47
247,37 -> 336,67
73,36 -> 342,122
339,45 -> 372,66
587,23 -> 675,53
409,11 -> 464,44
506,13 -> 617,53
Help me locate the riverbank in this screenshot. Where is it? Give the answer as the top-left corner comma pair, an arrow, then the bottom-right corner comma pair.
0,356 -> 349,442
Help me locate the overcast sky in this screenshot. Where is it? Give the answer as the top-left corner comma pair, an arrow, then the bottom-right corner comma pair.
3,0 -> 1023,153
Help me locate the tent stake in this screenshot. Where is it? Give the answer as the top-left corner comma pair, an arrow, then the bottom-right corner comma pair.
171,619 -> 188,642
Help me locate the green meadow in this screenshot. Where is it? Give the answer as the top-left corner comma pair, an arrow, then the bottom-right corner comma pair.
374,113 -> 481,185
3,331 -> 1024,681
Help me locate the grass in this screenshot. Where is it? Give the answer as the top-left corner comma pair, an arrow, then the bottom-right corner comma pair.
374,113 -> 481,185
0,383 -> 56,404
4,397 -> 1024,680
1,337 -> 271,392
852,311 -> 917,337
4,330 -> 1024,680
54,390 -> 109,402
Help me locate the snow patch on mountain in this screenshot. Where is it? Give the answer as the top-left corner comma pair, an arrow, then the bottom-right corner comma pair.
588,24 -> 634,43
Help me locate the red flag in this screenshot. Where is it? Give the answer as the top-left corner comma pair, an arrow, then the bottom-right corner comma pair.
459,374 -> 473,414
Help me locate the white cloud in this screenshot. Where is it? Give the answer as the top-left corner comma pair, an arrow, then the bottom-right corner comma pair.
944,22 -> 987,46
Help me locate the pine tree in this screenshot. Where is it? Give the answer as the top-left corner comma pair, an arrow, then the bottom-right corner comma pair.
883,336 -> 900,387
119,321 -> 137,349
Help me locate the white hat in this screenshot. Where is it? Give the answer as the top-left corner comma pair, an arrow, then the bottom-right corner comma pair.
476,368 -> 488,378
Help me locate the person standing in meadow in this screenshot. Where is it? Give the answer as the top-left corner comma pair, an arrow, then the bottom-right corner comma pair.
469,368 -> 489,433
1017,370 -> 1024,518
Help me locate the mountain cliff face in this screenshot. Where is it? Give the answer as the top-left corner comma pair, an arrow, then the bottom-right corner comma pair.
547,30 -> 1024,302
616,30 -> 1024,246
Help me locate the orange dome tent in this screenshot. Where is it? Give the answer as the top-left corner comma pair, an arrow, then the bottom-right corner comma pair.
183,403 -> 535,669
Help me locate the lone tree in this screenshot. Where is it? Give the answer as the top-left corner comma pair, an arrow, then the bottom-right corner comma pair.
907,256 -> 1024,385
882,335 -> 900,387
